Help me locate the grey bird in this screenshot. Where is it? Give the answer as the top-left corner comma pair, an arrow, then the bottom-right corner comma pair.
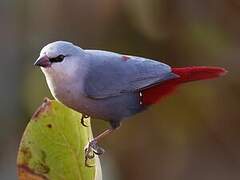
34,41 -> 227,165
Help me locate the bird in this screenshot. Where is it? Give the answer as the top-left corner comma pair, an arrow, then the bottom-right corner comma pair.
34,41 -> 227,165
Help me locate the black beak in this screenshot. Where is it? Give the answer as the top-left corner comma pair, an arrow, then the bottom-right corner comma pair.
34,55 -> 51,67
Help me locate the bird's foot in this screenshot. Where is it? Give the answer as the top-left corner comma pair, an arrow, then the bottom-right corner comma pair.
85,140 -> 105,156
84,140 -> 105,167
81,114 -> 90,127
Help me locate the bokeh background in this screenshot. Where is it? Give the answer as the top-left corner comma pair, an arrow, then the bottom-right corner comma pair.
0,0 -> 239,179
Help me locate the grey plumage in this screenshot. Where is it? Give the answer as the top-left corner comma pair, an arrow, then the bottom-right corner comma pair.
34,41 -> 227,162
84,50 -> 177,99
36,41 -> 178,127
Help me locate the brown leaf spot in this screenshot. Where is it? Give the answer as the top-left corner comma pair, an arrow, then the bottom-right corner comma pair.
34,162 -> 50,174
21,146 -> 32,164
18,165 -> 48,180
32,98 -> 51,120
46,124 -> 52,129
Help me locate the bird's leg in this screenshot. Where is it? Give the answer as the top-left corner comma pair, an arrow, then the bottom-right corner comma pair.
85,128 -> 114,167
85,121 -> 120,166
81,114 -> 90,127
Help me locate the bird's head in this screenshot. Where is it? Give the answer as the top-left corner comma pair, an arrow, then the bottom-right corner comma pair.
34,41 -> 85,79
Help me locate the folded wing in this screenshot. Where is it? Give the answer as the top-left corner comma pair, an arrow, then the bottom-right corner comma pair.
84,50 -> 178,99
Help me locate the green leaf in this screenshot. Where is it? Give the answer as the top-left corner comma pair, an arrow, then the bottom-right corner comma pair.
17,98 -> 102,180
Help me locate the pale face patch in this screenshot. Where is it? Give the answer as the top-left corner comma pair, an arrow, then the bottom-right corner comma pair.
41,56 -> 79,81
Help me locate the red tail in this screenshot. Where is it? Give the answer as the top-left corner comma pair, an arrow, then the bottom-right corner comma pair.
142,66 -> 227,105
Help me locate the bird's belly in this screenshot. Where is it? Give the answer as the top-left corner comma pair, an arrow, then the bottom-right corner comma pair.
54,88 -> 143,121
46,76 -> 143,121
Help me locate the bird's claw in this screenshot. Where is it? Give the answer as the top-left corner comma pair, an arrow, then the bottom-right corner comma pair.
85,140 -> 105,156
81,114 -> 90,127
84,140 -> 105,167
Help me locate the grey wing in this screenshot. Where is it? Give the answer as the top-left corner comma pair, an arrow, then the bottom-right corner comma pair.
84,51 -> 178,99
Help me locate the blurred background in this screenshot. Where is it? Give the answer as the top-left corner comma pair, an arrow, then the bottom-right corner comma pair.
0,0 -> 239,179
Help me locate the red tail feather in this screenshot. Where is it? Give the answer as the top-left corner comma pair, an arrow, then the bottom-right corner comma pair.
172,66 -> 227,83
142,66 -> 227,105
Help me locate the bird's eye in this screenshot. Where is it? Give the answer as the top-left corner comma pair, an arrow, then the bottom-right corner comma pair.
49,55 -> 65,63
